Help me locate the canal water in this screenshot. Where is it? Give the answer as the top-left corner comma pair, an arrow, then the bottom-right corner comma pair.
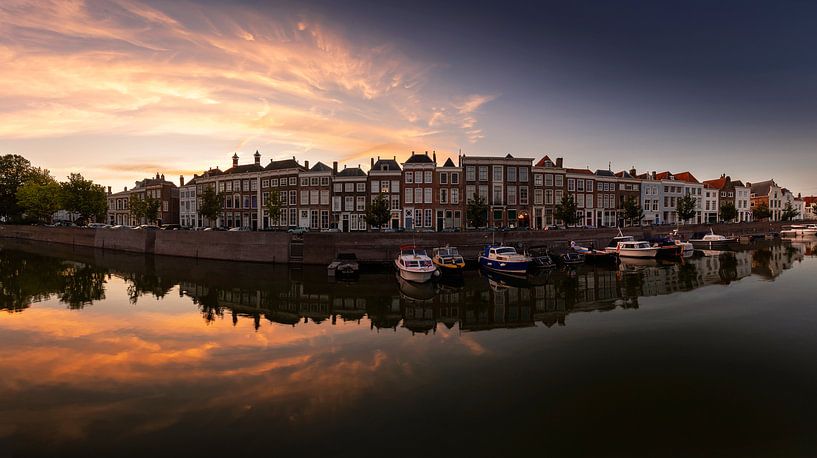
0,239 -> 816,457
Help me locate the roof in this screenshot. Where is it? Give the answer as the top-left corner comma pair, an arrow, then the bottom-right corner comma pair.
224,163 -> 264,174
703,177 -> 727,189
673,172 -> 699,183
535,155 -> 554,167
441,158 -> 456,167
732,180 -> 746,187
750,179 -> 777,196
566,168 -> 593,175
655,171 -> 672,180
200,168 -> 223,177
309,161 -> 333,172
804,196 -> 817,206
372,158 -> 401,172
595,169 -> 615,177
265,159 -> 303,171
615,171 -> 635,179
337,167 -> 367,177
404,153 -> 434,164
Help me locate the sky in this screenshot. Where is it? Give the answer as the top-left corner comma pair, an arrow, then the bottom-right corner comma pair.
1,0 -> 815,194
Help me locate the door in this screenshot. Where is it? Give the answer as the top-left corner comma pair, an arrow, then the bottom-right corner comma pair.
436,210 -> 444,232
342,213 -> 350,232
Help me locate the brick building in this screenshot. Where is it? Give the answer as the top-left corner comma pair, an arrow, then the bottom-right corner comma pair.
368,157 -> 403,229
332,165 -> 368,232
402,152 -> 437,230
462,154 -> 533,228
106,173 -> 179,226
531,156 -> 566,228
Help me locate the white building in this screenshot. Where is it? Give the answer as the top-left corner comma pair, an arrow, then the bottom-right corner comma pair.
179,175 -> 198,228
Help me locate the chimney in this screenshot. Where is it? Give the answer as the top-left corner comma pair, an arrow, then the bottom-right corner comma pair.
124,186 -> 128,191
333,161 -> 338,174
160,174 -> 164,181
433,151 -> 437,163
180,175 -> 185,187
651,171 -> 657,180
305,160 -> 309,170
107,186 -> 111,195
232,153 -> 239,167
254,150 -> 261,165
629,167 -> 637,177
556,157 -> 563,168
371,157 -> 375,169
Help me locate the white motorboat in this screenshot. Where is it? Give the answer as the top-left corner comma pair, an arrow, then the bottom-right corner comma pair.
604,230 -> 658,258
395,245 -> 437,283
478,245 -> 532,276
689,229 -> 739,249
780,224 -> 817,238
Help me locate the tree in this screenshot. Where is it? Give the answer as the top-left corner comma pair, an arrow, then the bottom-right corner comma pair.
142,197 -> 161,224
555,195 -> 579,227
466,193 -> 488,228
365,192 -> 391,230
676,194 -> 697,224
781,202 -> 800,221
129,195 -> 146,223
0,154 -> 35,222
198,186 -> 223,228
719,202 -> 738,223
16,179 -> 62,224
623,197 -> 644,227
60,173 -> 107,223
264,189 -> 283,227
753,202 -> 771,221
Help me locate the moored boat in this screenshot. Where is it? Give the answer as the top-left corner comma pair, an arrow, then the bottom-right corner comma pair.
571,241 -> 619,263
432,246 -> 466,273
328,252 -> 359,278
689,229 -> 739,250
604,230 -> 658,258
478,245 -> 531,276
781,224 -> 817,238
527,246 -> 557,269
395,245 -> 437,283
649,237 -> 684,258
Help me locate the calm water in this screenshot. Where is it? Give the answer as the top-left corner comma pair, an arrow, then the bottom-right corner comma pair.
1,238 -> 816,457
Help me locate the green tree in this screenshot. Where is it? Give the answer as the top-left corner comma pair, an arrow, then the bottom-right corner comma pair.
781,202 -> 800,221
0,154 -> 35,222
264,189 -> 283,227
60,173 -> 107,223
466,193 -> 488,228
752,202 -> 771,221
555,195 -> 579,227
676,194 -> 697,224
365,192 -> 391,230
143,197 -> 161,224
129,195 -> 147,223
198,186 -> 223,228
16,179 -> 62,224
719,202 -> 738,223
623,197 -> 644,227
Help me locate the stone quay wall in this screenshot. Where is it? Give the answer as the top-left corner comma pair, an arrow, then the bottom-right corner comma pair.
0,222 -> 784,265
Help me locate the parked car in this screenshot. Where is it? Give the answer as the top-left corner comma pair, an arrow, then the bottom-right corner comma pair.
136,224 -> 160,230
86,222 -> 109,229
288,227 -> 309,234
53,220 -> 77,227
321,227 -> 341,233
228,226 -> 252,232
110,225 -> 131,230
161,224 -> 182,230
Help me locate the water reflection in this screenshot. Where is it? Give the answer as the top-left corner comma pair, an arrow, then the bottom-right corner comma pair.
0,239 -> 811,331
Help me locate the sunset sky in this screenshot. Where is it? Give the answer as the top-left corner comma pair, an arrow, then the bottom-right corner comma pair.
1,0 -> 815,194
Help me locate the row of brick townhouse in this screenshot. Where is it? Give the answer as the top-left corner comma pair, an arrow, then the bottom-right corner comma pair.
106,173 -> 179,226
109,150 -> 806,229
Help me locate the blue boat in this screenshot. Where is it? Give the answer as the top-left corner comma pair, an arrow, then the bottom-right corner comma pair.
478,245 -> 531,276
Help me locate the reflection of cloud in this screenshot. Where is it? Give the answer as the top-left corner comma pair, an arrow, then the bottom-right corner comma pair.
0,0 -> 497,171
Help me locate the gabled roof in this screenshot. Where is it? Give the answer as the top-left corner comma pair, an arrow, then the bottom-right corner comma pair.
441,158 -> 456,168
309,161 -> 333,172
372,159 -> 401,172
673,172 -> 699,183
732,180 -> 746,188
566,168 -> 593,175
655,171 -> 672,180
405,152 -> 434,164
615,171 -> 635,179
265,159 -> 303,171
337,167 -> 367,177
224,163 -> 264,174
804,196 -> 817,206
703,177 -> 728,189
595,169 -> 615,177
750,179 -> 777,196
535,155 -> 555,167
201,168 -> 223,177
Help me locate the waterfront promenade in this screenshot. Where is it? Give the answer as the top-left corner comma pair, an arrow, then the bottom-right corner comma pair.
0,222 -> 784,265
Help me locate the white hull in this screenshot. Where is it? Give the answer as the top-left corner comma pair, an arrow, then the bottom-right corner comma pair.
781,229 -> 817,238
617,248 -> 658,258
395,261 -> 435,283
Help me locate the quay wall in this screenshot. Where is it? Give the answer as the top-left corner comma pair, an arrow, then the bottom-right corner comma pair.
0,222 -> 785,265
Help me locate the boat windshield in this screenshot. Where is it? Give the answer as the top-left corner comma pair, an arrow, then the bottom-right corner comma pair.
401,249 -> 427,257
494,247 -> 517,255
438,248 -> 459,256
406,261 -> 420,267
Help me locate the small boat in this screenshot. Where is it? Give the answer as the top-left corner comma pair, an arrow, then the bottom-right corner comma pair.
780,224 -> 817,238
549,249 -> 585,266
527,246 -> 557,269
669,230 -> 695,255
604,230 -> 658,258
431,246 -> 466,273
394,245 -> 437,283
649,237 -> 684,258
689,229 -> 739,250
570,241 -> 619,263
478,245 -> 531,276
327,253 -> 359,278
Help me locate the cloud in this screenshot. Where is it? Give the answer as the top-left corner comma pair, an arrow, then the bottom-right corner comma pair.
0,0 -> 497,178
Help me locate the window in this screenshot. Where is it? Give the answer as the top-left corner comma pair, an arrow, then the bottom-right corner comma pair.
251,195 -> 257,208
226,181 -> 232,192
535,189 -> 543,205
440,172 -> 448,184
391,180 -> 400,193
380,181 -> 390,193
507,167 -> 517,182
440,188 -> 448,204
163,201 -> 168,212
567,178 -> 575,192
300,177 -> 309,186
321,210 -> 329,229
262,179 -> 269,188
586,194 -> 593,208
577,179 -> 584,192
479,185 -> 489,201
493,166 -> 503,182
320,190 -> 329,205
280,191 -> 287,205
555,175 -> 563,187
289,190 -> 297,205
424,171 -> 432,183
415,171 -> 423,183
535,174 -> 543,186
344,196 -> 354,211
555,190 -> 563,202
356,182 -> 365,193
451,173 -> 459,185
310,177 -> 319,186
333,196 -> 342,211
415,188 -> 422,204
424,187 -> 432,204
507,186 -> 517,205
424,209 -> 432,227
520,186 -> 528,205
242,196 -> 250,209
321,177 -> 330,186
493,185 -> 503,205
262,192 -> 269,205
289,177 -> 296,186
356,196 -> 365,211
310,190 -> 319,204
344,183 -> 353,192
479,166 -> 488,181
334,183 -> 342,192
251,180 -> 257,191
598,182 -> 604,191
451,188 -> 459,204
405,172 -> 413,184
405,189 -> 414,204
301,191 -> 309,205
371,180 -> 380,193
576,194 -> 585,208
466,185 -> 476,200
466,166 -> 476,181
519,168 -> 528,182
391,195 -> 399,209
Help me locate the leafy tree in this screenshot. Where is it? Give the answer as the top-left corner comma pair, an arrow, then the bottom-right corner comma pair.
676,194 -> 697,224
781,202 -> 800,221
16,178 -> 62,224
364,192 -> 391,230
129,195 -> 146,223
623,197 -> 644,227
0,154 -> 35,221
60,173 -> 107,223
719,202 -> 738,223
264,189 -> 283,227
198,186 -> 223,228
466,192 -> 488,228
555,195 -> 579,227
752,202 -> 771,221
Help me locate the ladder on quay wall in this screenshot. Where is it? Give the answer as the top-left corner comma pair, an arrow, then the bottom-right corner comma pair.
289,236 -> 304,263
